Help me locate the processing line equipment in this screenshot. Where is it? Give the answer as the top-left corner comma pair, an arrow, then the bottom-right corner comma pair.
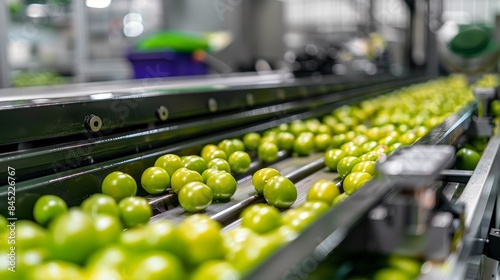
0,71 -> 498,279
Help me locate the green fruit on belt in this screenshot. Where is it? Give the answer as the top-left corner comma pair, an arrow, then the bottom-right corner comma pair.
455,148 -> 481,170
491,100 -> 500,117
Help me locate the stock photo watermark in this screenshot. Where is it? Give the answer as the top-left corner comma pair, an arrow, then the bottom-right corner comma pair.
5,166 -> 16,273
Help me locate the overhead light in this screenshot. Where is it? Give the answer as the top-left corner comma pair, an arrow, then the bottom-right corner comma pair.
86,0 -> 112,9
26,4 -> 46,18
123,22 -> 144,37
123,13 -> 142,25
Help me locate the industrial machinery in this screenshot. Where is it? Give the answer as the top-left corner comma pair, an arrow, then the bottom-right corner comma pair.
0,69 -> 498,279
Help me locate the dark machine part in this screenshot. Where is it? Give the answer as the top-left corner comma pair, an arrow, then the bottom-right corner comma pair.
485,228 -> 500,262
289,44 -> 341,78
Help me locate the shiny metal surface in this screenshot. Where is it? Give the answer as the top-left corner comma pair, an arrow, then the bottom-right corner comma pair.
458,131 -> 500,233
0,72 -> 287,103
377,145 -> 455,188
0,73 -> 409,147
415,100 -> 477,145
442,182 -> 461,201
0,103 -> 304,181
73,0 -> 88,84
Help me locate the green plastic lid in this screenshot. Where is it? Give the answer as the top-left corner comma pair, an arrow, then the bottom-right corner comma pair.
135,31 -> 209,53
449,27 -> 490,55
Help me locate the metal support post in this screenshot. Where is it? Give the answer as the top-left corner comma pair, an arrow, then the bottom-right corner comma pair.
0,1 -> 10,88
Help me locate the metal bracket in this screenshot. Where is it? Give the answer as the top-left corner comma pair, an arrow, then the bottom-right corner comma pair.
365,195 -> 464,260
364,145 -> 462,259
424,212 -> 454,260
473,87 -> 497,124
377,145 -> 455,188
468,116 -> 494,137
440,169 -> 474,184
474,87 -> 497,100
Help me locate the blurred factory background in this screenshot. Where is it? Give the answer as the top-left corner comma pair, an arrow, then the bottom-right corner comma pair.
0,0 -> 500,87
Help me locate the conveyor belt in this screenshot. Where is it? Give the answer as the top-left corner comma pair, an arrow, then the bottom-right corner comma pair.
0,76 -> 426,182
150,153 -> 325,225
0,76 -> 431,219
1,73 -> 496,280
